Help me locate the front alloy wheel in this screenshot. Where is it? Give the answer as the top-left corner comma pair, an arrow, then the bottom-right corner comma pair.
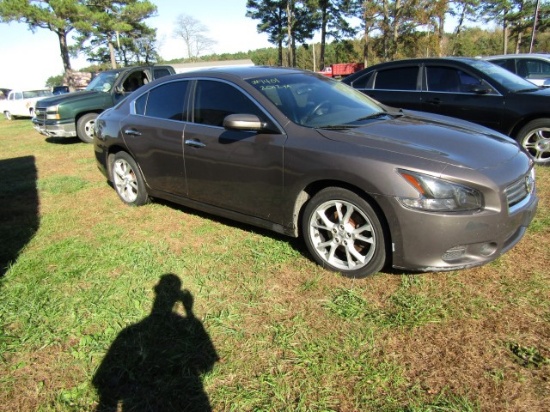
302,188 -> 387,278
111,152 -> 149,206
517,118 -> 550,165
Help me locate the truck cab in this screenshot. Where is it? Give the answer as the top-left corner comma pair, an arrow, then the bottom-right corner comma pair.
32,65 -> 175,143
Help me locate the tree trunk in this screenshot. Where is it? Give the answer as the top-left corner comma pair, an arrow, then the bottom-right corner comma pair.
286,1 -> 293,67
57,29 -> 72,72
503,19 -> 508,54
109,42 -> 117,69
320,6 -> 327,69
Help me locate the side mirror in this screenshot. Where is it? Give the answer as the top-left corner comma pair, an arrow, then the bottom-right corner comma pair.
467,85 -> 491,95
223,114 -> 265,131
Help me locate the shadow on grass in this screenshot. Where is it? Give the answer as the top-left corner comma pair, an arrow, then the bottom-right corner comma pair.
45,136 -> 82,145
93,274 -> 219,412
0,156 -> 39,277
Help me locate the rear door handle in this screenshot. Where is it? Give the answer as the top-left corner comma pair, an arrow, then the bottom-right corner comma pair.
184,139 -> 206,148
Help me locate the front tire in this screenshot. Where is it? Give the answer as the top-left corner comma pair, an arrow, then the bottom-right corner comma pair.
110,152 -> 150,206
4,111 -> 12,120
302,187 -> 387,278
517,119 -> 550,165
76,113 -> 97,143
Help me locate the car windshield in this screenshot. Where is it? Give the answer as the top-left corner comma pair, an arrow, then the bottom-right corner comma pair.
246,73 -> 385,128
86,72 -> 120,92
468,59 -> 539,92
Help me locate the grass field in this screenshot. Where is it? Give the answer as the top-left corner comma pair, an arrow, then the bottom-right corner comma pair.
0,117 -> 548,411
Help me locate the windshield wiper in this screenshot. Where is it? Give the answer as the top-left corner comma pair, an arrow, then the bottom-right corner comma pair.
316,124 -> 360,130
355,112 -> 391,122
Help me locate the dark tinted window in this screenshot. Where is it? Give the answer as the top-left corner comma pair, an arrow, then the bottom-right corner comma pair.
153,68 -> 172,79
349,72 -> 374,89
374,67 -> 418,90
491,59 -> 516,73
193,80 -> 264,127
135,93 -> 148,115
139,80 -> 188,121
427,66 -> 484,92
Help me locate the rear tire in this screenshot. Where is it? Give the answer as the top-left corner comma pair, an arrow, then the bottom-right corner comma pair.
110,152 -> 150,206
76,113 -> 97,143
302,187 -> 387,278
517,118 -> 550,165
4,111 -> 12,120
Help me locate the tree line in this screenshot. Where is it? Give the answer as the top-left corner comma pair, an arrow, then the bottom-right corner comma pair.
0,0 -> 548,84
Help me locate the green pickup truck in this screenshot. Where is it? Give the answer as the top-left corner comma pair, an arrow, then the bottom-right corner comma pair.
33,65 -> 175,143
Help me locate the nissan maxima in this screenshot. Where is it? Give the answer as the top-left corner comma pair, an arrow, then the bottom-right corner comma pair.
94,66 -> 538,278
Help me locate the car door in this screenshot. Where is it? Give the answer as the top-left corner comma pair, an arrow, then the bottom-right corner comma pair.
120,79 -> 189,196
183,79 -> 286,222
353,65 -> 423,110
422,64 -> 504,131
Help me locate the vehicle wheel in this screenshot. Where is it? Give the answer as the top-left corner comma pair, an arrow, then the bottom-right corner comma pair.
4,111 -> 12,120
517,119 -> 550,165
110,152 -> 150,206
76,113 -> 97,143
302,187 -> 387,278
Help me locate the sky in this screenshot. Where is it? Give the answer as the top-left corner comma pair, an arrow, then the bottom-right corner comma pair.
0,0 -> 273,90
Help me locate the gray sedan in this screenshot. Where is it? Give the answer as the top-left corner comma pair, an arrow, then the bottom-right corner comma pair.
94,66 -> 538,278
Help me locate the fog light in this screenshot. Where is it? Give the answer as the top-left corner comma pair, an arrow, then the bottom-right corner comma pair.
442,246 -> 466,261
479,242 -> 497,257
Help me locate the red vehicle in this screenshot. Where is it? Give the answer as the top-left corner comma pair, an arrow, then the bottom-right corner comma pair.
318,63 -> 364,78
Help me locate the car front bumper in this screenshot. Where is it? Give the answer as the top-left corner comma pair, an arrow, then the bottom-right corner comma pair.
382,191 -> 538,272
32,118 -> 76,138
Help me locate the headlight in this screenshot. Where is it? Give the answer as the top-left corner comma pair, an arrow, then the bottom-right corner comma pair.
46,105 -> 60,120
397,170 -> 483,212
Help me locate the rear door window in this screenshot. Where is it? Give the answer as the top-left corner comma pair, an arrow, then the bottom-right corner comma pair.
374,67 -> 419,90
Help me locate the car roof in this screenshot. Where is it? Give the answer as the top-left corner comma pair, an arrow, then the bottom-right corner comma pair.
170,65 -> 309,81
346,57 -> 484,74
485,53 -> 550,60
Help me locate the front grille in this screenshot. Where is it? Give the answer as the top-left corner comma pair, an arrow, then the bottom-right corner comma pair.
34,105 -> 47,121
505,173 -> 532,209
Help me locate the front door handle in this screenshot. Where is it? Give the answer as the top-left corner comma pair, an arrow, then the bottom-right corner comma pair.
124,128 -> 142,136
425,98 -> 442,106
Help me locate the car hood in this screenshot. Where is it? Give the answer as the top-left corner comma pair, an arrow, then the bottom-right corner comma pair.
317,111 -> 523,171
37,90 -> 104,106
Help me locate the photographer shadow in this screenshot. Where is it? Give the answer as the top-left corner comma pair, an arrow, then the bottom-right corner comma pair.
93,274 -> 219,411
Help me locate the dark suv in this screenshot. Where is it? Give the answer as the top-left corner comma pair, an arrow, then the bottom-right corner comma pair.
33,65 -> 175,143
343,57 -> 550,164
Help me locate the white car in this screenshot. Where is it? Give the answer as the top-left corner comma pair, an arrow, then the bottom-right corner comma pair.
484,53 -> 550,87
1,89 -> 52,120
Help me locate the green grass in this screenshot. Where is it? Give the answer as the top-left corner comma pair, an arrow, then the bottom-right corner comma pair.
0,117 -> 549,411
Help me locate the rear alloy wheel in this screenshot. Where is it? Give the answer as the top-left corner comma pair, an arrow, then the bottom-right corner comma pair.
517,119 -> 550,165
76,113 -> 97,143
111,152 -> 150,206
4,111 -> 12,120
302,187 -> 387,278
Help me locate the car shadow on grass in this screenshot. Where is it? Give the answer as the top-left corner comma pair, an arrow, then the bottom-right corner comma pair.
92,273 -> 219,412
45,136 -> 82,145
0,156 -> 39,277
153,198 -> 398,277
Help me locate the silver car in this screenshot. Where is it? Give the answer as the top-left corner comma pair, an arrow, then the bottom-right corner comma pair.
94,67 -> 538,278
485,53 -> 550,87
